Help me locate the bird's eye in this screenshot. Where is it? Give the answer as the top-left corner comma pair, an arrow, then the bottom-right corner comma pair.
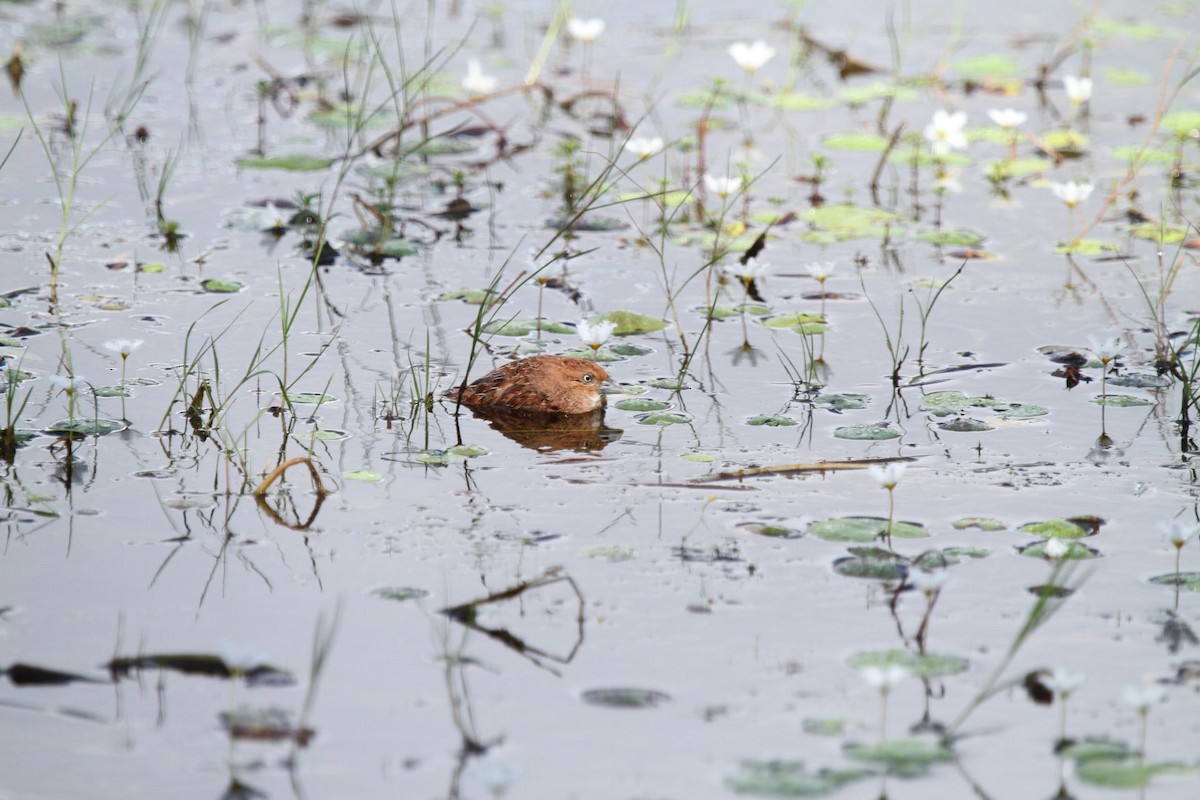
581,373 -> 594,383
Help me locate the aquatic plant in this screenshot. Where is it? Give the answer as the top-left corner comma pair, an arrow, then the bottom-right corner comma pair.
868,462 -> 906,549
1042,668 -> 1086,742
858,663 -> 910,742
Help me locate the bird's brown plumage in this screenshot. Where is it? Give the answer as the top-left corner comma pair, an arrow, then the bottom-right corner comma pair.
447,355 -> 610,415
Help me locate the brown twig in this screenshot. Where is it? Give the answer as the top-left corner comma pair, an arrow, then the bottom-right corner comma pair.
253,456 -> 329,497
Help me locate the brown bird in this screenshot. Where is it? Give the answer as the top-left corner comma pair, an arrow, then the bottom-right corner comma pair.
447,355 -> 610,415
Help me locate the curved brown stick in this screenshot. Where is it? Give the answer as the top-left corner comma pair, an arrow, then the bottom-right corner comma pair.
253,457 -> 329,497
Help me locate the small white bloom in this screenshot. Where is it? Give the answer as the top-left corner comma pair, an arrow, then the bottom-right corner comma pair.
723,258 -> 769,284
1165,519 -> 1200,548
868,462 -> 907,490
577,318 -> 616,348
1043,668 -> 1086,698
987,108 -> 1028,130
1049,180 -> 1094,209
907,568 -> 949,594
48,374 -> 88,394
624,136 -> 664,159
462,60 -> 498,95
923,109 -> 968,156
704,174 -> 742,199
1087,334 -> 1126,365
104,339 -> 143,358
727,40 -> 776,73
1043,538 -> 1070,560
1064,75 -> 1093,106
1121,684 -> 1166,714
567,17 -> 605,43
859,664 -> 911,691
806,261 -> 836,282
219,641 -> 270,675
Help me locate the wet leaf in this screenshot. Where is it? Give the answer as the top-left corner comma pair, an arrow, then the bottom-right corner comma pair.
814,393 -> 869,411
1042,129 -> 1088,151
594,310 -> 668,335
1161,110 -> 1200,138
614,398 -> 671,412
46,418 -> 127,437
580,687 -> 671,709
448,444 -> 488,457
1094,17 -> 1162,41
746,415 -> 798,427
987,158 -> 1052,179
1112,147 -> 1176,166
481,318 -> 575,336
634,411 -> 691,426
704,304 -> 771,319
843,739 -> 953,777
438,289 -> 499,305
1053,238 -> 1118,255
1061,740 -> 1131,762
609,343 -> 653,357
582,545 -> 637,562
761,312 -> 825,330
1018,540 -> 1100,559
916,229 -> 984,247
200,278 -> 245,294
801,204 -> 903,242
766,92 -> 837,111
846,649 -> 969,678
953,517 -> 1006,531
997,403 -> 1049,419
1149,572 -> 1200,592
940,546 -> 991,560
737,522 -> 805,539
953,53 -> 1020,77
370,587 -> 429,602
821,132 -> 891,151
235,154 -> 332,172
1075,758 -> 1192,789
344,470 -> 382,482
92,386 -> 131,398
833,423 -> 900,441
920,391 -> 968,415
801,718 -> 849,736
838,83 -> 918,104
285,392 -> 335,405
726,760 -> 870,797
938,417 -> 993,432
833,553 -> 908,581
1108,373 -> 1171,389
1019,519 -> 1091,538
1091,393 -> 1152,407
810,516 -> 928,542
219,705 -> 314,745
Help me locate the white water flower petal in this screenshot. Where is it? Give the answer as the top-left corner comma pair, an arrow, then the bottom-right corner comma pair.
567,17 -> 605,42
1043,669 -> 1086,698
703,174 -> 742,199
1121,684 -> 1166,713
987,108 -> 1028,129
859,664 -> 911,691
104,339 -> 143,357
723,258 -> 769,283
1049,181 -> 1094,209
727,40 -> 775,73
907,568 -> 949,594
577,318 -> 616,348
1165,519 -> 1200,547
1087,334 -> 1126,365
624,137 -> 664,159
923,110 -> 968,156
868,462 -> 907,490
1064,75 -> 1093,106
806,261 -> 835,282
1043,538 -> 1070,560
462,60 -> 498,95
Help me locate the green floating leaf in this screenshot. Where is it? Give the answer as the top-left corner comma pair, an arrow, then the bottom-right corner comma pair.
344,470 -> 382,482
726,760 -> 870,797
615,398 -> 671,412
1104,67 -> 1153,86
953,53 -> 1020,78
916,229 -> 984,247
481,318 -> 575,336
635,411 -> 691,426
801,204 -> 903,242
92,386 -> 131,398
1161,110 -> 1200,138
815,393 -> 869,411
938,417 -> 993,432
647,377 -> 684,390
838,83 -> 918,105
987,157 -> 1052,179
46,418 -> 127,436
1092,394 -> 1152,407
920,391 -> 968,415
681,453 -> 714,463
609,343 -> 653,357
1019,540 -> 1100,559
582,545 -> 637,562
1019,519 -> 1090,538
1094,17 -> 1162,41
1042,129 -> 1089,151
1076,759 -> 1192,789
201,279 -> 245,294
310,429 -> 351,441
1053,238 -> 1119,255
561,347 -> 623,362
594,310 -> 668,335
448,444 -> 488,457
580,687 -> 670,709
703,303 -> 771,320
809,516 -> 928,543
766,92 -> 836,111
821,132 -> 891,151
846,648 -> 969,678
675,88 -> 736,109
833,551 -> 908,581
940,546 -> 990,560
285,392 -> 335,405
834,423 -> 900,441
843,739 -> 953,777
761,312 -> 825,330
438,288 -> 498,305
746,415 -> 798,427
802,718 -> 849,736
236,154 -> 332,172
953,517 -> 1006,531
1129,221 -> 1190,243
1061,740 -> 1132,762
1111,147 -> 1176,166
737,523 -> 805,539
1148,572 -> 1200,592
371,586 -> 429,602
997,403 -> 1049,419
139,262 -> 167,274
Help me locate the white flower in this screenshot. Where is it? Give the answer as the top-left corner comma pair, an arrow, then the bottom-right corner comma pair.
868,462 -> 907,490
987,108 -> 1028,130
704,174 -> 742,199
859,664 -> 911,691
462,60 -> 498,95
567,17 -> 605,43
1043,669 -> 1086,698
219,641 -> 270,675
624,136 -> 664,159
1165,519 -> 1200,548
48,374 -> 88,394
1087,334 -> 1126,365
1121,684 -> 1166,714
1050,180 -> 1094,209
907,568 -> 949,594
1064,75 -> 1093,106
104,339 -> 143,358
577,318 -> 616,349
806,261 -> 836,282
923,109 -> 968,156
728,40 -> 775,74
1043,538 -> 1070,559
723,258 -> 769,284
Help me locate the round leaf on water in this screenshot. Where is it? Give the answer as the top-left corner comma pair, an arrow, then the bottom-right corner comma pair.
809,516 -> 928,542
647,377 -> 685,390
344,470 -> 382,482
1042,129 -> 1088,150
447,444 -> 488,457
987,158 -> 1052,179
438,289 -> 498,305
833,554 -> 908,581
737,523 -> 805,539
938,417 -> 994,432
561,347 -> 622,362
1148,572 -> 1200,592
940,546 -> 990,560
952,53 -> 1019,78
481,318 -> 575,337
1019,519 -> 1090,538
235,154 -> 332,172
821,132 -> 891,151
1109,373 -> 1170,389
953,517 -> 1006,531
920,391 -> 968,415
580,687 -> 670,709
802,718 -> 849,736
680,453 -> 714,463
47,418 -> 127,436
1076,759 -> 1192,789
615,398 -> 671,412
846,649 -> 969,678
1061,740 -> 1131,762
1104,68 -> 1153,86
594,310 -> 668,335
635,411 -> 691,426
1161,110 -> 1200,138
998,403 -> 1049,419
916,229 -> 984,247
1091,394 -> 1151,407
1053,238 -> 1118,255
371,587 -> 428,602
92,386 -> 131,398
609,343 -> 652,357
815,393 -> 869,411
1113,148 -> 1177,167
843,739 -> 953,777
201,279 -> 245,294
285,392 -> 335,405
766,92 -> 836,111
761,312 -> 825,330
726,760 -> 870,797
746,415 -> 798,427
802,204 -> 902,233
1018,540 -> 1100,559
833,424 -> 899,441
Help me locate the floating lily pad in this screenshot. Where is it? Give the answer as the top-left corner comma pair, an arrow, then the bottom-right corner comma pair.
1108,373 -> 1170,389
675,88 -> 736,109
765,92 -> 837,111
704,303 -> 772,320
593,310 -> 668,335
615,398 -> 671,412
834,423 -> 900,440
821,132 -> 891,152
91,386 -> 131,398
481,318 -> 575,336
681,453 -> 714,463
843,739 -> 953,777
987,158 -> 1052,179
801,204 -> 903,242
847,649 -> 969,678
1094,16 -> 1162,41
580,687 -> 670,709
285,392 -> 336,405
201,279 -> 245,293
1075,759 -> 1192,789
941,546 -> 990,560
371,586 -> 428,602
582,545 -> 637,562
1019,519 -> 1093,538
1092,394 -> 1152,407
647,377 -> 685,390
1148,572 -> 1200,592
953,53 -> 1020,78
802,718 -> 849,736
1112,147 -> 1177,166
1061,740 -> 1132,762
920,391 -> 968,415
343,470 -> 382,482
561,347 -> 623,362
761,312 -> 826,332
1161,110 -> 1200,138
997,403 -> 1049,419
916,229 -> 984,247
438,289 -> 499,305
938,417 -> 993,432
236,154 -> 332,172
1018,540 -> 1100,559
953,517 -> 1006,531
810,516 -> 928,542
635,411 -> 691,426
726,760 -> 870,797
609,343 -> 653,357
737,523 -> 805,539
746,415 -> 798,427
833,550 -> 908,581
815,393 -> 869,411
1053,238 -> 1118,255
46,418 -> 127,436
1042,129 -> 1088,151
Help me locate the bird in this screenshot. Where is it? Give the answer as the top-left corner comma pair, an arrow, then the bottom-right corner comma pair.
447,355 -> 610,415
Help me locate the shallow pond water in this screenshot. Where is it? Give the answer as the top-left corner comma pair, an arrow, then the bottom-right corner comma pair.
1,0 -> 1199,798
